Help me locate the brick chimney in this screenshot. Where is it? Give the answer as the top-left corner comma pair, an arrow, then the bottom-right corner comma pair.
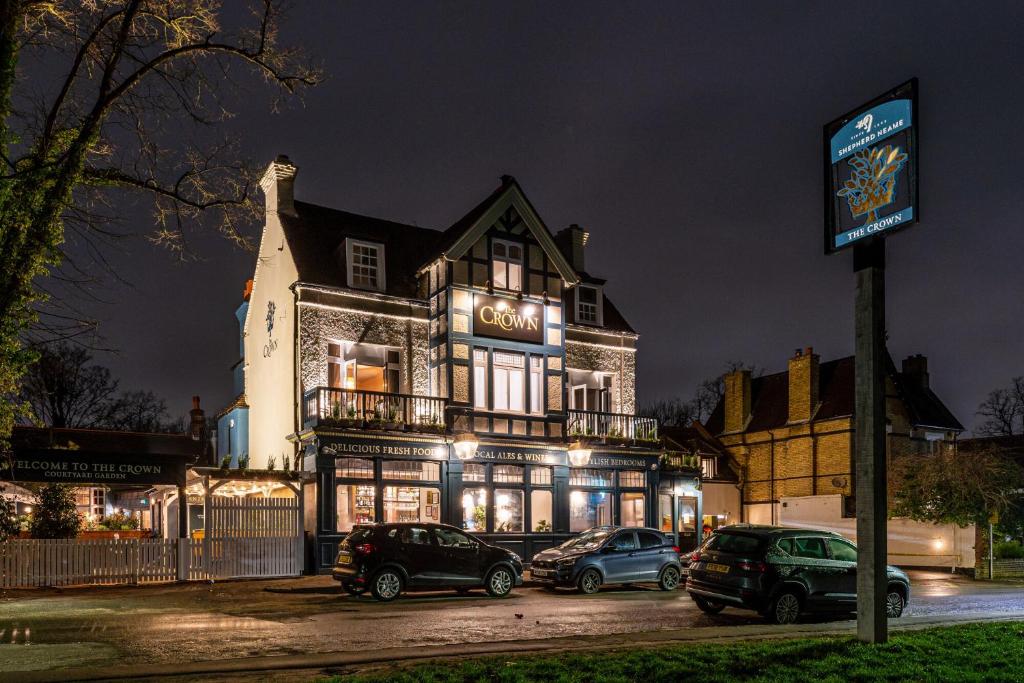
901,354 -> 929,389
189,396 -> 206,441
259,154 -> 298,217
788,347 -> 820,423
555,224 -> 589,273
723,369 -> 752,433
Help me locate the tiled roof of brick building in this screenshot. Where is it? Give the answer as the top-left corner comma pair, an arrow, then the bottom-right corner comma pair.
705,352 -> 963,434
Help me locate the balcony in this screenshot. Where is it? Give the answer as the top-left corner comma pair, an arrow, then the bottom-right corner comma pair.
303,387 -> 447,433
567,410 -> 658,444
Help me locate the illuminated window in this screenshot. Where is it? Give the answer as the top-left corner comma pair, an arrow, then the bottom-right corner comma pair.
618,470 -> 646,488
463,463 -> 486,482
382,486 -> 440,524
493,465 -> 524,484
569,490 -> 611,531
492,351 -> 525,413
569,468 -> 613,487
492,240 -> 523,291
381,460 -> 439,481
473,348 -> 488,408
529,356 -> 543,414
335,457 -> 374,479
494,489 -> 524,532
530,466 -> 552,486
531,490 -> 553,532
346,239 -> 386,291
576,284 -> 602,325
462,487 -> 488,532
620,493 -> 646,526
337,484 -> 375,530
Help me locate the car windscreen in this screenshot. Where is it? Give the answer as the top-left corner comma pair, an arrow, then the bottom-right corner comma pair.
559,529 -> 614,550
704,532 -> 765,555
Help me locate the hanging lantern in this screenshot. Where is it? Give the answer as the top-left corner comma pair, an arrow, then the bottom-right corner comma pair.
567,439 -> 592,467
453,432 -> 480,460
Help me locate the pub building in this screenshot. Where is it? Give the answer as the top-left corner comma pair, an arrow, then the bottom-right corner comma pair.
240,156 -> 700,571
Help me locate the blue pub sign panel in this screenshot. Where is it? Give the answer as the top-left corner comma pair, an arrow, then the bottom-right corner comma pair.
825,79 -> 918,253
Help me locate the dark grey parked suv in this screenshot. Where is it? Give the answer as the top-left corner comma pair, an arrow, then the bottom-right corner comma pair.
686,525 -> 911,624
529,526 -> 684,593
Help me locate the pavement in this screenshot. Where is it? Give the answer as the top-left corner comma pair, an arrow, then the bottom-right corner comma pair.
1,570 -> 1022,681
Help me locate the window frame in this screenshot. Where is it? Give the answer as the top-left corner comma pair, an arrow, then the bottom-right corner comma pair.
460,462 -> 553,534
491,239 -> 524,292
575,284 -> 603,326
345,238 -> 387,292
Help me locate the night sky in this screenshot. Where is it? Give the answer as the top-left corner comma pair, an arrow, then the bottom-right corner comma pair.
59,2 -> 1024,433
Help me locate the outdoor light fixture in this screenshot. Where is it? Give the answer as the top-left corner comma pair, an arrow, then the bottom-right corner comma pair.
453,432 -> 479,460
932,538 -> 945,551
567,440 -> 592,467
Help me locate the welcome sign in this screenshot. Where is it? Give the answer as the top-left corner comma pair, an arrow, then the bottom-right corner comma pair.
824,79 -> 919,254
473,293 -> 544,343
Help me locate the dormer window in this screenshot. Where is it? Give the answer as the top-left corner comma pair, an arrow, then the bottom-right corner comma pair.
576,284 -> 603,326
492,239 -> 523,292
346,239 -> 386,292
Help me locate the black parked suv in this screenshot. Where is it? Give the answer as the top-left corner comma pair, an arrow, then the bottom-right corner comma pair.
686,525 -> 911,624
530,526 -> 684,593
332,523 -> 524,601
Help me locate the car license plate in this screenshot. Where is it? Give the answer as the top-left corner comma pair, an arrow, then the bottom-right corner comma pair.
532,569 -> 552,577
706,563 -> 729,574
337,552 -> 352,565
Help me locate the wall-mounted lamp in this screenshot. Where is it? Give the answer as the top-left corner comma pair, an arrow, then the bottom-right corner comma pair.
453,432 -> 480,460
568,440 -> 592,467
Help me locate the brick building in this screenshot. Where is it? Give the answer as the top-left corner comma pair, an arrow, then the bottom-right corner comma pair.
706,347 -> 963,526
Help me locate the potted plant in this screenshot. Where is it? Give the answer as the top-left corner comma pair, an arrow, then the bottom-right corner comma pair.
338,404 -> 360,428
238,454 -> 249,471
534,519 -> 552,532
605,425 -> 629,446
383,405 -> 402,431
330,399 -> 342,420
367,408 -> 385,430
219,454 -> 231,471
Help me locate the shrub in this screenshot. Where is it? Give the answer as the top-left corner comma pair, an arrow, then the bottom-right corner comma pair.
29,484 -> 82,538
99,512 -> 139,531
994,541 -> 1024,560
0,494 -> 19,540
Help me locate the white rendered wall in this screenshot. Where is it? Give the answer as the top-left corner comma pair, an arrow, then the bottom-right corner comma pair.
779,494 -> 975,569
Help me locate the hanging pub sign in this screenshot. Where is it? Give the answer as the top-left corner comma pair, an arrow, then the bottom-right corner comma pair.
824,78 -> 919,254
473,293 -> 544,344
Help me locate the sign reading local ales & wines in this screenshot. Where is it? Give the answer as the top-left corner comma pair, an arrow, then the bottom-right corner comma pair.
824,79 -> 919,253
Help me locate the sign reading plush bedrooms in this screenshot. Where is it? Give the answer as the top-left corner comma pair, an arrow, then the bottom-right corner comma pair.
473,293 -> 544,343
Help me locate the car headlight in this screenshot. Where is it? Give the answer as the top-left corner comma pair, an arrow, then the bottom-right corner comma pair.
509,553 -> 522,562
556,557 -> 578,569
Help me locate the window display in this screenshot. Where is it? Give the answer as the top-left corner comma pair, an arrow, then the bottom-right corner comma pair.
337,484 -> 375,531
462,487 -> 487,532
531,489 -> 552,532
382,486 -> 440,523
494,489 -> 524,532
620,492 -> 645,527
569,490 -> 612,531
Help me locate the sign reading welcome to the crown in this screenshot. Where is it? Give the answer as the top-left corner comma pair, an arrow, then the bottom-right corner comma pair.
473,293 -> 544,344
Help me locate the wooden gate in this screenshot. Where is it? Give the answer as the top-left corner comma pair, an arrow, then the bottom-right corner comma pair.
0,538 -> 178,588
192,496 -> 303,579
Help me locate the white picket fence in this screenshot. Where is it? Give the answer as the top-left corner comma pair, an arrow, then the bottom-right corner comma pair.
0,538 -> 179,588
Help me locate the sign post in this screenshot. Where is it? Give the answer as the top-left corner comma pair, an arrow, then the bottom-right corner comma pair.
825,79 -> 919,644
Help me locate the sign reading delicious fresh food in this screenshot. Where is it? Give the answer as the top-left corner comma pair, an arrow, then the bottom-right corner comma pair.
473,293 -> 544,344
824,79 -> 918,254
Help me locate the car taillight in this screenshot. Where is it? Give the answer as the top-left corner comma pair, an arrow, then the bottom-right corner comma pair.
737,560 -> 767,573
354,543 -> 375,555
689,551 -> 701,562
672,546 -> 681,555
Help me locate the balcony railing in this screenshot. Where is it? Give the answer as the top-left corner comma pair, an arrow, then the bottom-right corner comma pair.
303,387 -> 447,432
567,410 -> 658,443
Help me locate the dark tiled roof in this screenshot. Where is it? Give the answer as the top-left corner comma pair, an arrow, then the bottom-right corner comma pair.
661,424 -> 737,482
564,282 -> 637,335
282,201 -> 443,298
427,179 -> 513,264
9,426 -> 202,459
704,353 -> 962,435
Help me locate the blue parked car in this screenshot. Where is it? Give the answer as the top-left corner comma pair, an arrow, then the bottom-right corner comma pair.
529,526 -> 684,593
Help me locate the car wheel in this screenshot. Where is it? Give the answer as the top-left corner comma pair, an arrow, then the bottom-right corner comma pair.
693,596 -> 726,614
886,589 -> 905,618
577,568 -> 602,595
370,569 -> 403,602
658,566 -> 681,591
486,566 -> 515,598
769,591 -> 801,625
342,582 -> 366,596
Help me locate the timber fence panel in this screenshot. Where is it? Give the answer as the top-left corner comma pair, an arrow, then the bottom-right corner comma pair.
0,538 -> 184,588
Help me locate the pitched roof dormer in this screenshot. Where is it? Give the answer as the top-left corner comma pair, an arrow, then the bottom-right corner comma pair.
420,175 -> 579,287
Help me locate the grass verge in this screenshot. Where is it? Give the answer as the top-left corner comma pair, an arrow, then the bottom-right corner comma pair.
326,622 -> 1024,682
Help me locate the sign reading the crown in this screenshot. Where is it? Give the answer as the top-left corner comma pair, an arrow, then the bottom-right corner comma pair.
473,293 -> 544,343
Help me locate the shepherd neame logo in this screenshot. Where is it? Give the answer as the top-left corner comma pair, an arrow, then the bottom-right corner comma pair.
473,293 -> 544,343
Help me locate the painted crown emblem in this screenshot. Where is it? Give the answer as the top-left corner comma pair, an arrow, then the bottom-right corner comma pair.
837,144 -> 908,223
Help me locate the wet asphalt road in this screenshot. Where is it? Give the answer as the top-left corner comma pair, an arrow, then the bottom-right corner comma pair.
1,570 -> 1023,676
